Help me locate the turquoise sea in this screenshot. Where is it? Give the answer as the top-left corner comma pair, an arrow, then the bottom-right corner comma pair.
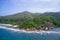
0,26 -> 60,40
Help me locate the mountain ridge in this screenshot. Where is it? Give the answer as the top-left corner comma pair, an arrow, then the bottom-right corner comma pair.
1,11 -> 60,20
0,11 -> 60,30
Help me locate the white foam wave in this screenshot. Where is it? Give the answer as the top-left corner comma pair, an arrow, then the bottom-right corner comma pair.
0,26 -> 60,34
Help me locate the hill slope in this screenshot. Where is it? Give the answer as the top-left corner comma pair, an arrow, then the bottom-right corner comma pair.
40,12 -> 60,20
1,11 -> 60,20
0,11 -> 60,30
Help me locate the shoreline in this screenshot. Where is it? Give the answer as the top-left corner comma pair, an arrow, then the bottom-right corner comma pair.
0,26 -> 60,34
0,25 -> 42,33
0,24 -> 38,31
0,24 -> 57,31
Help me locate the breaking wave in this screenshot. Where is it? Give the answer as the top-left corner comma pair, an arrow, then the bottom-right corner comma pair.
0,26 -> 60,34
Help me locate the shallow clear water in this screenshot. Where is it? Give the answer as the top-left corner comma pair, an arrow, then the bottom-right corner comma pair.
0,26 -> 60,40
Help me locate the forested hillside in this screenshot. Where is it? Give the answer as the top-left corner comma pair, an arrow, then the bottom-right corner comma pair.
0,11 -> 60,30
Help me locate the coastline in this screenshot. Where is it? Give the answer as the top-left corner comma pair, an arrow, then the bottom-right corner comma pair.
0,24 -> 57,31
0,25 -> 40,33
0,25 -> 60,34
0,24 -> 38,31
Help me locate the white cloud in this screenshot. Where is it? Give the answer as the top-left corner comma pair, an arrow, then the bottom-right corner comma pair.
27,7 -> 59,13
32,0 -> 51,2
11,0 -> 60,12
32,0 -> 60,2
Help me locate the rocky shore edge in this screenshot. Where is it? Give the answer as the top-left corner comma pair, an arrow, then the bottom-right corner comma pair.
0,24 -> 57,31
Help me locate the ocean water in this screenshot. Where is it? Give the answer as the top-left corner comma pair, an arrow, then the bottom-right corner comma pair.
0,26 -> 60,40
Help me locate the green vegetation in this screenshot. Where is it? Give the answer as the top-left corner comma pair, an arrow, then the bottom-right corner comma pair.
0,11 -> 60,30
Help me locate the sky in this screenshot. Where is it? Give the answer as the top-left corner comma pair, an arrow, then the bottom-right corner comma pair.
0,0 -> 60,16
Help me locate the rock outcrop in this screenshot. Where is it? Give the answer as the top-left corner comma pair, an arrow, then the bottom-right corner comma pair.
41,21 -> 56,30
